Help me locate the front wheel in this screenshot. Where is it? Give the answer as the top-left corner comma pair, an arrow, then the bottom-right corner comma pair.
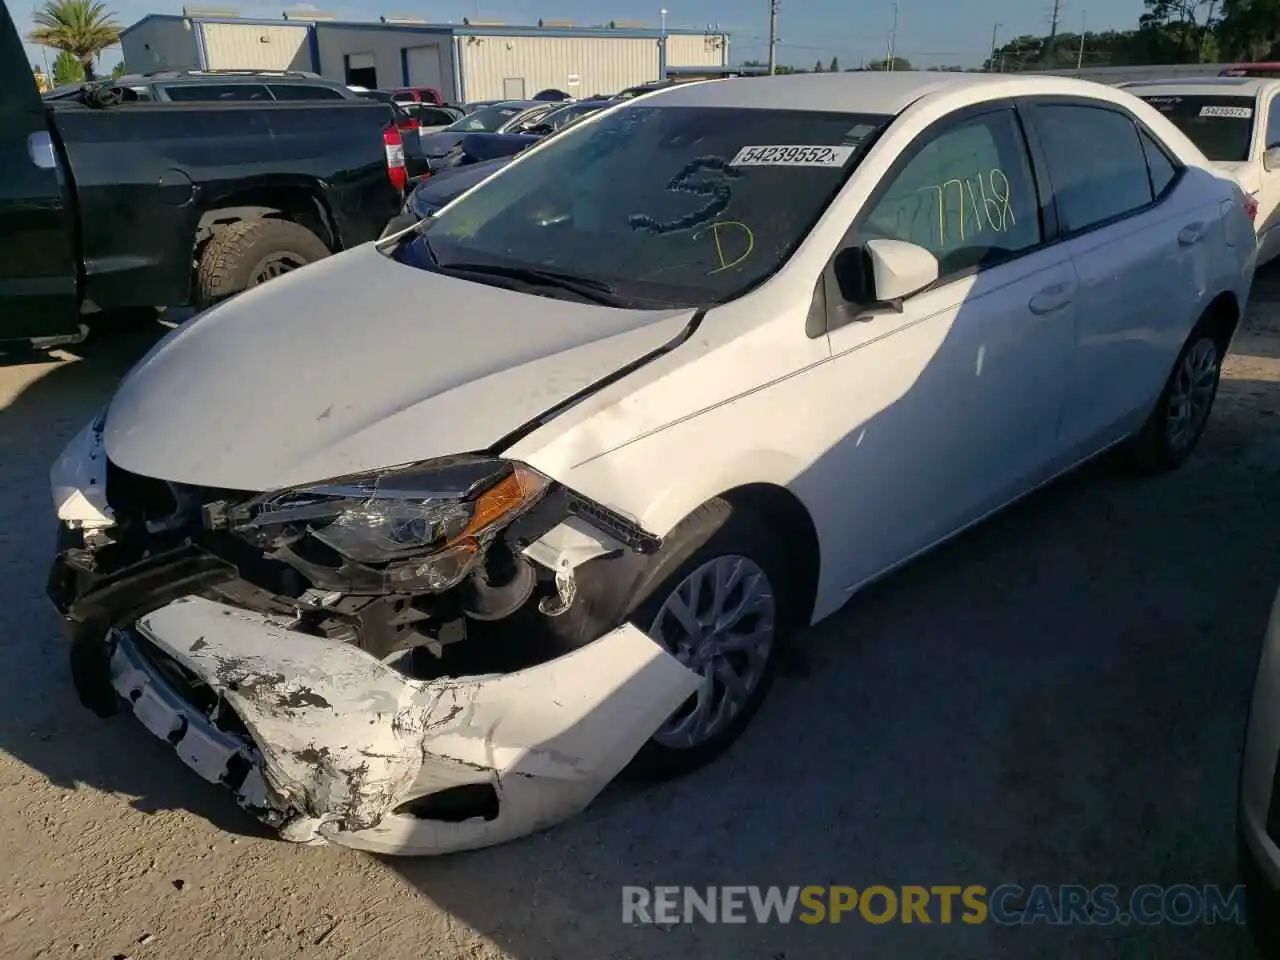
1125,325 -> 1223,472
623,499 -> 790,780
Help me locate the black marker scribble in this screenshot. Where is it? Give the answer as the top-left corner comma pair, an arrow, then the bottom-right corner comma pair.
628,156 -> 743,235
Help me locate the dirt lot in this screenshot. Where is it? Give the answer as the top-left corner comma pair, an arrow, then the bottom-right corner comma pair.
2,278 -> 1280,959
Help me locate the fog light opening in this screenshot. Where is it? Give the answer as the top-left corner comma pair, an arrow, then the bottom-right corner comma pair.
393,783 -> 500,822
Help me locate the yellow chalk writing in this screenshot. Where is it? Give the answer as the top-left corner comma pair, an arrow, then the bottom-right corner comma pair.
693,220 -> 755,274
913,168 -> 1014,249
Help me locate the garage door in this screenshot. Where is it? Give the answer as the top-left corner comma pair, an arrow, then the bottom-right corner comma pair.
405,45 -> 442,89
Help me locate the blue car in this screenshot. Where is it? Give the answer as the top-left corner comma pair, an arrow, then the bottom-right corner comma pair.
405,157 -> 511,219
433,99 -> 611,171
416,100 -> 546,167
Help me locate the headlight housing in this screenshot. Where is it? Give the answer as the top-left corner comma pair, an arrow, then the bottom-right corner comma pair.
229,456 -> 550,593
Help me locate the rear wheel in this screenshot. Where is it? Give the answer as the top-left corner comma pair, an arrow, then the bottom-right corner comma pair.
1125,323 -> 1223,472
195,219 -> 331,307
623,499 -> 790,780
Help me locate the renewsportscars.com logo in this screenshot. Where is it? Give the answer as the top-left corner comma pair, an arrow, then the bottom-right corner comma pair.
622,884 -> 1249,926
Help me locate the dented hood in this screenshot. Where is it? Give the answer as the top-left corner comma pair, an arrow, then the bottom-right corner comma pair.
104,243 -> 695,491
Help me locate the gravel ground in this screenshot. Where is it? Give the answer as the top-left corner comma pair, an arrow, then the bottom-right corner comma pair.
2,280 -> 1280,960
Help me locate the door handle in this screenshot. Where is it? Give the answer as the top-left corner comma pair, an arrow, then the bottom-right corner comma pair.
1178,222 -> 1206,246
1028,283 -> 1074,316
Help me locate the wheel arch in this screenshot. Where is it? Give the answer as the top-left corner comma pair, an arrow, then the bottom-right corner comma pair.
1200,289 -> 1242,354
193,182 -> 339,255
717,482 -> 822,629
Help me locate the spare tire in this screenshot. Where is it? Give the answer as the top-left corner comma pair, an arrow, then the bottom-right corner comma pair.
195,219 -> 331,307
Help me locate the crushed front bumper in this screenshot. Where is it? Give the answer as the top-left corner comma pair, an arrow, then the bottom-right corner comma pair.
85,594 -> 697,855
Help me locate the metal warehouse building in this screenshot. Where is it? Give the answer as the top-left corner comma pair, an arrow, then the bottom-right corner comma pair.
119,8 -> 730,102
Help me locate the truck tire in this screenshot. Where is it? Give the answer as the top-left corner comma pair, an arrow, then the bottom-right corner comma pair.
195,218 -> 331,307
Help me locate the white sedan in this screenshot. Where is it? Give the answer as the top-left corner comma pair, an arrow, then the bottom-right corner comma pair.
48,71 -> 1255,855
1126,77 -> 1279,263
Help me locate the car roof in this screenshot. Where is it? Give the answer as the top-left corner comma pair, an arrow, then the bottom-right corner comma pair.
121,70 -> 338,85
640,71 -> 1142,114
1122,77 -> 1276,96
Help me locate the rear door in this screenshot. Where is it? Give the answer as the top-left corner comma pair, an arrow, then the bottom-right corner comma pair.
1027,98 -> 1220,460
0,0 -> 79,339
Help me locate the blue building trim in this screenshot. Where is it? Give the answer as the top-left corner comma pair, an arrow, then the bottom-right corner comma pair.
399,47 -> 410,85
120,13 -> 725,44
307,25 -> 321,72
193,22 -> 208,68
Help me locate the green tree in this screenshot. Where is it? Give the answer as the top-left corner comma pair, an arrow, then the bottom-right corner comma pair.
51,48 -> 84,86
867,56 -> 913,71
813,58 -> 824,72
28,0 -> 121,82
110,59 -> 126,78
829,55 -> 840,71
1139,0 -> 1221,61
1219,0 -> 1280,60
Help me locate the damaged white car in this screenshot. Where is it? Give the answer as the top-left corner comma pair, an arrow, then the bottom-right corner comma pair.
49,72 -> 1254,855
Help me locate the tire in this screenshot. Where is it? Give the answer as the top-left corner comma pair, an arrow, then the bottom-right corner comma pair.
621,498 -> 792,781
1124,320 -> 1224,473
195,219 -> 331,307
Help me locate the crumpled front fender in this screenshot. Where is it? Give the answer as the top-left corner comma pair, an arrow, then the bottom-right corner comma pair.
128,596 -> 699,855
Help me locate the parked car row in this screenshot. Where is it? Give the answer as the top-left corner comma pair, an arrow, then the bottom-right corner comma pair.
47,69 -> 1261,878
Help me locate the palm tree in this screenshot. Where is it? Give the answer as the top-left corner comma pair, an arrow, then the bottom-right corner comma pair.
28,0 -> 121,82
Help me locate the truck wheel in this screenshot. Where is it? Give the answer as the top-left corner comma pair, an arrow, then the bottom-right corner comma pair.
195,219 -> 331,307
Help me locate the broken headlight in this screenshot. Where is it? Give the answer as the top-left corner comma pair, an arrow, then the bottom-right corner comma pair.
229,456 -> 550,592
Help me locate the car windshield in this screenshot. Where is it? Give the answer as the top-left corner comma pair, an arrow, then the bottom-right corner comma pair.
544,102 -> 604,129
501,105 -> 557,132
401,105 -> 889,308
1138,94 -> 1256,161
445,104 -> 527,132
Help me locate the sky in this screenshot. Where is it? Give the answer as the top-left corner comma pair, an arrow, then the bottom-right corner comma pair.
20,0 -> 1152,75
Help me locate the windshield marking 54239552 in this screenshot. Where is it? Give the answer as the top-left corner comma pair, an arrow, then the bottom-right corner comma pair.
729,145 -> 856,167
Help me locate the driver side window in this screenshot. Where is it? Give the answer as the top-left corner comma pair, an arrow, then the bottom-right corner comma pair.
860,109 -> 1042,278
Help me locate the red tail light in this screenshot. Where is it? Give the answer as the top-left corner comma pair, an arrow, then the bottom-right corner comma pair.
383,124 -> 407,193
1245,191 -> 1259,222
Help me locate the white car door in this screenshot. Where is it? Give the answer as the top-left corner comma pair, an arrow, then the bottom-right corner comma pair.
1028,100 -> 1223,460
1255,91 -> 1280,265
816,104 -> 1079,591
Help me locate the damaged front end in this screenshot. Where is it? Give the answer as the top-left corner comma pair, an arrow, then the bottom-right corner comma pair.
48,416 -> 696,855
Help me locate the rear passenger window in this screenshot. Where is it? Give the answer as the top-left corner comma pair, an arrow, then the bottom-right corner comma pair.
164,83 -> 271,102
1033,104 -> 1154,233
860,109 -> 1042,276
1140,129 -> 1178,198
268,84 -> 347,101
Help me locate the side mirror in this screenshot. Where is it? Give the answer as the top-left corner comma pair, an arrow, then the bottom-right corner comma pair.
863,238 -> 940,303
1265,145 -> 1280,172
526,123 -> 553,136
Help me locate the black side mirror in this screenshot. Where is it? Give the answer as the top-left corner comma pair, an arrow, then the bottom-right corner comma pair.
527,123 -> 553,136
831,246 -> 872,304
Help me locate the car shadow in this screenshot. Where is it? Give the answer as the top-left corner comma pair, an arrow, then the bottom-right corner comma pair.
0,243 -> 1275,958
378,258 -> 1280,955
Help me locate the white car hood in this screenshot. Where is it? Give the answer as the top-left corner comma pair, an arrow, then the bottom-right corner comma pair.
104,243 -> 695,491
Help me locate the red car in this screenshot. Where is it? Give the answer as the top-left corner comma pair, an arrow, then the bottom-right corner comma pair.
1219,63 -> 1280,77
391,87 -> 444,106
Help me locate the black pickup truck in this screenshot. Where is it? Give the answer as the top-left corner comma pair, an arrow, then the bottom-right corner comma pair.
1,3 -> 403,349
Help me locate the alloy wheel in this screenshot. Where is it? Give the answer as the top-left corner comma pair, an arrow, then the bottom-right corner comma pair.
648,554 -> 776,750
